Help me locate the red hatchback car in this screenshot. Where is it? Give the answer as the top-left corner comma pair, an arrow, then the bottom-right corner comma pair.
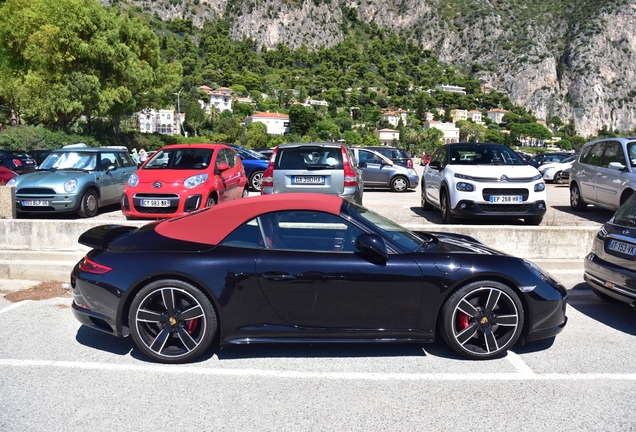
121,144 -> 249,219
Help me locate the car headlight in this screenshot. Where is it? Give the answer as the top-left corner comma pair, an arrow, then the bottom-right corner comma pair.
534,182 -> 545,192
184,173 -> 208,189
64,179 -> 78,193
597,225 -> 608,240
523,259 -> 551,284
456,182 -> 475,192
127,173 -> 139,187
6,178 -> 16,187
454,173 -> 473,180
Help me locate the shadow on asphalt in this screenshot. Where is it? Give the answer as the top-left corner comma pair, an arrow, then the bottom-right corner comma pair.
567,283 -> 636,336
17,203 -> 122,220
550,205 -> 614,224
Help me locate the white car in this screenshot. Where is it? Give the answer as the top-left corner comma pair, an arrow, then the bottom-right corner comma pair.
421,143 -> 547,225
538,154 -> 576,184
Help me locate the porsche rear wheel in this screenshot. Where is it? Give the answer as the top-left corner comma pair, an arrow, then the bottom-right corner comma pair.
129,280 -> 217,364
440,281 -> 524,360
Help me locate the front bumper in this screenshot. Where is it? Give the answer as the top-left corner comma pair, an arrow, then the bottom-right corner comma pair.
121,191 -> 204,219
584,252 -> 636,305
15,192 -> 81,213
450,199 -> 547,219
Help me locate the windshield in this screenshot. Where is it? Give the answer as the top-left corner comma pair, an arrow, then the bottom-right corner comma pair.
561,155 -> 576,163
276,146 -> 343,169
40,151 -> 96,170
144,148 -> 214,170
345,201 -> 425,252
234,146 -> 268,160
450,144 -> 524,165
612,195 -> 636,227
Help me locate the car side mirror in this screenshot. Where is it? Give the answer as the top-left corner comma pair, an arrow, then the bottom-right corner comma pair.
355,233 -> 388,263
358,161 -> 367,169
106,165 -> 117,172
608,162 -> 627,171
428,161 -> 442,171
217,162 -> 230,172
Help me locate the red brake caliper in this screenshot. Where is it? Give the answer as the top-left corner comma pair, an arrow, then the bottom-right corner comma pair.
457,312 -> 470,330
185,319 -> 198,334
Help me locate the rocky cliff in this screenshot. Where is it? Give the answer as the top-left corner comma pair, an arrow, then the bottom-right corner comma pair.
100,0 -> 636,137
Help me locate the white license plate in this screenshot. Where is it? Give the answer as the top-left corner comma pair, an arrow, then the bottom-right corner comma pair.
608,239 -> 636,256
141,199 -> 170,207
292,176 -> 325,185
489,195 -> 522,203
21,200 -> 49,206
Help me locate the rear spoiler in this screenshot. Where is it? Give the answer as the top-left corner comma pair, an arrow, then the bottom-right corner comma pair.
78,225 -> 138,250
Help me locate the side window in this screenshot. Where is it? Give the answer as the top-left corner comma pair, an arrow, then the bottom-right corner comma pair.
586,143 -> 606,167
224,148 -> 237,168
216,149 -> 230,167
99,152 -> 118,170
117,152 -> 135,167
430,147 -> 446,165
258,211 -> 365,252
578,145 -> 593,164
602,142 -> 626,167
628,142 -> 636,167
220,218 -> 263,249
359,150 -> 383,164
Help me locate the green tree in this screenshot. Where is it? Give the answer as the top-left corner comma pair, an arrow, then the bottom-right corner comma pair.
422,127 -> 444,150
288,104 -> 318,136
184,100 -> 206,136
313,120 -> 340,141
240,122 -> 268,148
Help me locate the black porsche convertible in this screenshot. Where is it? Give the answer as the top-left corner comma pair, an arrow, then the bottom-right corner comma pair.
71,193 -> 567,363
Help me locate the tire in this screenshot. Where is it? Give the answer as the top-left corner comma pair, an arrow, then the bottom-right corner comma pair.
242,187 -> 249,198
440,190 -> 456,224
421,183 -> 433,210
206,195 -> 217,208
592,288 -> 620,303
128,279 -> 217,363
440,280 -> 524,360
390,176 -> 408,192
524,217 -> 542,225
554,171 -> 564,184
77,190 -> 99,218
249,170 -> 264,192
570,182 -> 587,211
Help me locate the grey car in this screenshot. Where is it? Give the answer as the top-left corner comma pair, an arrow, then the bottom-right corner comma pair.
352,147 -> 419,192
261,143 -> 364,205
569,137 -> 636,212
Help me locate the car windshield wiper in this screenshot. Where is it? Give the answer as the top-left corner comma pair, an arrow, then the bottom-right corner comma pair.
306,164 -> 333,169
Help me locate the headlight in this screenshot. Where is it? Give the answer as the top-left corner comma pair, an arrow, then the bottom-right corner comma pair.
523,259 -> 551,284
456,182 -> 474,192
6,178 -> 16,187
127,173 -> 139,187
597,225 -> 608,240
454,173 -> 473,180
64,179 -> 78,193
534,182 -> 545,192
184,173 -> 208,189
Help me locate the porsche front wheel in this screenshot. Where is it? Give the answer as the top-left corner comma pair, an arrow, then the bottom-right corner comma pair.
129,280 -> 217,364
440,281 -> 524,360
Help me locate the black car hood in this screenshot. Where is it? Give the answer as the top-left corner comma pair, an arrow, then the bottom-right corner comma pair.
414,231 -> 508,256
79,223 -> 214,253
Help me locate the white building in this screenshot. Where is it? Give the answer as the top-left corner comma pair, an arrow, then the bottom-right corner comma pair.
374,128 -> 400,145
435,85 -> 466,94
487,108 -> 508,124
423,121 -> 460,144
450,109 -> 468,123
137,109 -> 184,135
381,109 -> 408,127
199,86 -> 233,113
244,112 -> 290,135
468,110 -> 483,123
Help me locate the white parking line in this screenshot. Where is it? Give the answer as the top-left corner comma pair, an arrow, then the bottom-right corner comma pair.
0,300 -> 31,315
1,358 -> 635,381
506,351 -> 536,377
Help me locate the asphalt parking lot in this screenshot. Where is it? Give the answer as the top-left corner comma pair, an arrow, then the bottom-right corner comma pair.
1,162 -> 634,431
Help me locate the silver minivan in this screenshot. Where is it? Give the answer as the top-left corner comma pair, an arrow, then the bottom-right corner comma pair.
261,143 -> 365,205
570,138 -> 636,211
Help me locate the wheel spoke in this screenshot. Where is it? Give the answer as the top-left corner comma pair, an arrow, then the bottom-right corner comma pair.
137,308 -> 164,323
491,314 -> 518,326
457,299 -> 479,318
483,326 -> 499,353
149,326 -> 171,353
484,289 -> 501,314
161,288 -> 176,315
179,304 -> 204,321
177,327 -> 199,352
455,321 -> 480,345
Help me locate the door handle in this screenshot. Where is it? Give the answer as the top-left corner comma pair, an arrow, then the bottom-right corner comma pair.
262,272 -> 296,281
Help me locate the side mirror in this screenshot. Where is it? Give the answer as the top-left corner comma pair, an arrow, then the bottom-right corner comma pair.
106,165 -> 117,172
217,162 -> 230,172
608,162 -> 627,171
428,160 -> 442,171
358,161 -> 367,169
355,233 -> 388,263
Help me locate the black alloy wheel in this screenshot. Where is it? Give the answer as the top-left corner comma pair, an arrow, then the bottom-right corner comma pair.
78,190 -> 99,218
440,190 -> 455,224
440,281 -> 524,360
129,279 -> 217,363
250,170 -> 264,192
570,183 -> 587,211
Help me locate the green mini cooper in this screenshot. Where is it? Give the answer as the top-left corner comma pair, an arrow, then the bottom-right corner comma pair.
7,145 -> 137,218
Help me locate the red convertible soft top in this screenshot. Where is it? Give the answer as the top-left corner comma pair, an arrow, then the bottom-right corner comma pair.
154,193 -> 344,245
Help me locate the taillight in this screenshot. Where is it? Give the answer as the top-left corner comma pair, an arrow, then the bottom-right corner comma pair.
260,147 -> 278,192
79,256 -> 112,274
407,159 -> 413,169
341,146 -> 358,187
13,159 -> 22,167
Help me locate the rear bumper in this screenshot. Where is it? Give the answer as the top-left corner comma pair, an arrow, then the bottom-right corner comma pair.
584,253 -> 636,305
